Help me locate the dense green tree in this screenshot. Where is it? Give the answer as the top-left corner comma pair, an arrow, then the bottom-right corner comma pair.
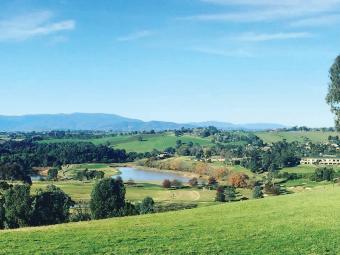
47,168 -> 58,181
224,186 -> 236,202
252,186 -> 263,199
3,185 -> 31,229
90,178 -> 126,219
30,185 -> 74,226
326,55 -> 340,129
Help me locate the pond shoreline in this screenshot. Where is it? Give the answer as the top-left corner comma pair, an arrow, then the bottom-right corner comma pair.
114,163 -> 201,180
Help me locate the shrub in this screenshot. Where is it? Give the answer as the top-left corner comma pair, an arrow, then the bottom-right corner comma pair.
208,176 -> 217,186
264,183 -> 281,196
47,168 -> 58,181
139,197 -> 155,214
171,179 -> 182,188
70,201 -> 92,222
188,177 -> 198,187
311,167 -> 335,182
162,179 -> 171,189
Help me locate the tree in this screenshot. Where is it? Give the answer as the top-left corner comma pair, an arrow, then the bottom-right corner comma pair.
47,168 -> 58,181
326,55 -> 340,129
215,186 -> 225,202
90,178 -> 126,219
208,176 -> 217,186
139,197 -> 154,214
224,186 -> 236,202
162,179 -> 171,189
3,185 -> 31,229
311,167 -> 335,182
188,177 -> 198,187
252,186 -> 263,199
228,173 -> 249,188
30,185 -> 74,226
171,179 -> 182,188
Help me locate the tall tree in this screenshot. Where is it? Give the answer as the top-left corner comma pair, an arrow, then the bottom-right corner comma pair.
90,178 -> 126,219
326,55 -> 340,129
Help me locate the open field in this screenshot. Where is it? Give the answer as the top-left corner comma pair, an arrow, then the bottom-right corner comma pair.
60,163 -> 119,179
31,181 -> 216,204
256,131 -> 337,144
40,133 -> 213,153
2,185 -> 340,254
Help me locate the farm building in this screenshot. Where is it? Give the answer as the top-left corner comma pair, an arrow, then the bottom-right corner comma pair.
301,157 -> 340,166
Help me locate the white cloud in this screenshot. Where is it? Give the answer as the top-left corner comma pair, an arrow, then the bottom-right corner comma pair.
185,0 -> 340,23
234,32 -> 313,42
0,11 -> 75,41
116,30 -> 154,42
192,47 -> 253,57
290,14 -> 340,27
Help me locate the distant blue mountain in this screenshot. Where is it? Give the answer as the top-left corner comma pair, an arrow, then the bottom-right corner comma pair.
0,113 -> 285,132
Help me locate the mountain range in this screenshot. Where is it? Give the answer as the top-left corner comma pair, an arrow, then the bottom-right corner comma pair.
0,113 -> 285,132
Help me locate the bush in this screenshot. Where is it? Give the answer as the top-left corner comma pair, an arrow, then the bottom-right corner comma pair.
154,203 -> 197,213
264,183 -> 281,196
252,186 -> 263,199
70,201 -> 92,222
139,197 -> 155,214
188,177 -> 198,187
90,178 -> 126,219
208,176 -> 217,186
311,167 -> 335,182
171,179 -> 182,188
47,168 -> 58,181
162,179 -> 171,189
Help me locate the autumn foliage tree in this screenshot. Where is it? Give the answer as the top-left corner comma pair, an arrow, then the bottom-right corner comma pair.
162,179 -> 171,189
228,173 -> 249,188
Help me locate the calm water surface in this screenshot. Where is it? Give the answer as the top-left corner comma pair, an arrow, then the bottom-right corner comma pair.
116,167 -> 190,182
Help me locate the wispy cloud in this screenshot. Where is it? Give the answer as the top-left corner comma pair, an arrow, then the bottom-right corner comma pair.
233,32 -> 313,42
192,47 -> 253,57
184,0 -> 340,23
0,11 -> 75,42
116,30 -> 154,42
290,14 -> 340,27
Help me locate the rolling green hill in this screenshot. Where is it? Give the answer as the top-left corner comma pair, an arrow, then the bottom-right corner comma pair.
41,133 -> 213,153
1,186 -> 340,254
256,131 -> 337,144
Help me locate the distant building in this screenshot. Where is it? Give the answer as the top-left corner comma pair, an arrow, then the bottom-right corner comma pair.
301,157 -> 340,166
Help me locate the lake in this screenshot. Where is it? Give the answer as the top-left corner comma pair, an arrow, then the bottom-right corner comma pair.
116,167 -> 191,182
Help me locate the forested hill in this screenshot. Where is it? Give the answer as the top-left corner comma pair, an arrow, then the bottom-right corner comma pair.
0,113 -> 285,132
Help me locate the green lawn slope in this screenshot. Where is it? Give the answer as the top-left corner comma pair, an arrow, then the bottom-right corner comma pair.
40,133 -> 212,153
1,186 -> 340,254
256,131 -> 337,143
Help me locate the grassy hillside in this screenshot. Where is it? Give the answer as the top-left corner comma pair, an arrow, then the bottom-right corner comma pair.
256,131 -> 337,144
2,186 -> 340,254
31,181 -> 216,204
41,133 -> 213,153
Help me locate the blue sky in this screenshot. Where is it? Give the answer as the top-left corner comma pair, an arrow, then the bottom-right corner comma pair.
0,0 -> 339,127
